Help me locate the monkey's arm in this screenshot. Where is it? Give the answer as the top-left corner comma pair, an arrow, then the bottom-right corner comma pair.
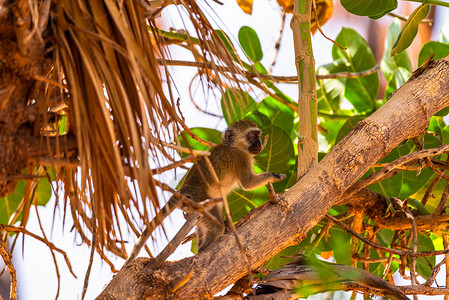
123,196 -> 180,267
239,163 -> 286,190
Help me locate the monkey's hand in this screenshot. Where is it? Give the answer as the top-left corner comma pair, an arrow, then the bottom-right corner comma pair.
271,173 -> 287,182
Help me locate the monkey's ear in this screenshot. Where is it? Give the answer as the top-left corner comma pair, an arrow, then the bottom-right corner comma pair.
223,128 -> 235,144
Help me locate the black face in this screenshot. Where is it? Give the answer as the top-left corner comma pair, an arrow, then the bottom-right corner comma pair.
247,130 -> 262,154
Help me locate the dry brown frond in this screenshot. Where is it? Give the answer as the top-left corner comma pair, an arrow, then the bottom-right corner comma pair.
0,0 -> 250,263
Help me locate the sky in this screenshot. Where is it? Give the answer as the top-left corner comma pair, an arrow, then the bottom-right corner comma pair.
2,1 -> 449,299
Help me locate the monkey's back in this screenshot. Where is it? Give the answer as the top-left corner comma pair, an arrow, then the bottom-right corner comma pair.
179,143 -> 249,201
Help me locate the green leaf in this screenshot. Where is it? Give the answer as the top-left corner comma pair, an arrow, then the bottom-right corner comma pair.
257,96 -> 294,136
221,89 -> 257,125
36,179 -> 52,206
179,127 -> 222,157
414,234 -> 435,278
215,30 -> 238,61
328,227 -> 351,265
381,19 -> 412,81
238,26 -> 263,63
0,178 -> 53,224
255,125 -> 295,174
391,4 -> 430,56
227,186 -> 269,222
439,18 -> 449,44
418,41 -> 449,66
340,0 -> 397,19
333,28 -> 379,113
316,60 -> 347,114
263,244 -> 303,270
0,181 -> 25,224
319,119 -> 346,149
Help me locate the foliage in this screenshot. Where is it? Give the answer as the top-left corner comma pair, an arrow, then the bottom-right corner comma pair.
177,10 -> 449,292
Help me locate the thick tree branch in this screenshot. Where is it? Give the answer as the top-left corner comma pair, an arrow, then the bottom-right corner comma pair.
99,57 -> 449,299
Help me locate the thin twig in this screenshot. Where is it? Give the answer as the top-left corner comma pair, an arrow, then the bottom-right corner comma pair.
0,240 -> 17,300
269,11 -> 286,73
151,154 -> 199,174
388,11 -> 433,24
158,59 -> 380,82
352,255 -> 401,263
422,175 -> 442,205
347,144 -> 449,196
312,0 -> 345,50
149,132 -> 212,156
33,199 -> 61,299
81,198 -> 97,300
325,214 -> 449,257
435,181 -> 449,215
0,224 -> 76,277
395,198 -> 418,300
423,256 -> 446,287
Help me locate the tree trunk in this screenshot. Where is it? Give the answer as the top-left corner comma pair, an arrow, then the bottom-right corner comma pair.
98,57 -> 449,299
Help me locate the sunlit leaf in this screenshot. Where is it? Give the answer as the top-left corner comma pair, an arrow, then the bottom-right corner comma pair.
179,127 -> 222,157
236,0 -> 253,14
391,4 -> 430,56
414,234 -> 435,278
221,89 -> 258,125
238,26 -> 263,63
333,28 -> 378,113
328,227 -> 351,265
418,41 -> 449,66
340,0 -> 397,19
381,19 -> 412,81
258,97 -> 294,136
316,60 -> 347,114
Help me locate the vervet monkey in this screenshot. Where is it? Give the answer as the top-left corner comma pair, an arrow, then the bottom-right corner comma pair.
124,120 -> 286,267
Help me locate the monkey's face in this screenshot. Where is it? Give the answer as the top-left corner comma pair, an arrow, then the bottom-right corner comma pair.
247,129 -> 262,155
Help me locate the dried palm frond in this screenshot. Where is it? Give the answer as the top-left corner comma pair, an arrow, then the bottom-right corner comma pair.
0,0 -> 250,262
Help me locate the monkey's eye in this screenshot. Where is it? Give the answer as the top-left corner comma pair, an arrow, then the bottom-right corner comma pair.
248,132 -> 258,140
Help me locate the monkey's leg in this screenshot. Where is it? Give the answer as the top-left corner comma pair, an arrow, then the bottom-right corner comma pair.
148,212 -> 201,268
197,204 -> 225,252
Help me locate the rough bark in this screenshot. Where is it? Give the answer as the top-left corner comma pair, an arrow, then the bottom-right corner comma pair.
98,57 -> 449,299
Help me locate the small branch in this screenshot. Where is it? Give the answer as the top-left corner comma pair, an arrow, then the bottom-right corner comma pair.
395,198 -> 418,299
434,181 -> 449,215
423,256 -> 445,287
149,132 -> 211,156
421,175 -> 441,205
269,11 -> 286,73
81,200 -> 97,300
398,285 -> 449,296
0,240 -> 17,300
0,224 -> 76,278
158,59 -> 380,82
352,255 -> 401,264
151,154 -> 201,175
346,144 -> 449,196
388,11 -> 433,24
325,214 -> 449,257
